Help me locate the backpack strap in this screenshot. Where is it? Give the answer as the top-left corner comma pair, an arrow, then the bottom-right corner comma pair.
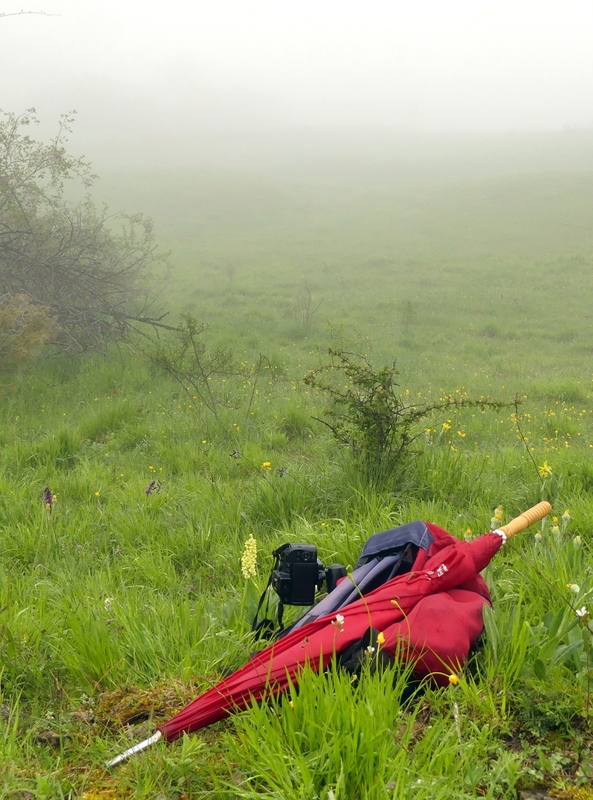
354,520 -> 434,566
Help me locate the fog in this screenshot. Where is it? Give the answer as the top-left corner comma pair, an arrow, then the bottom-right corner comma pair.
2,1 -> 593,169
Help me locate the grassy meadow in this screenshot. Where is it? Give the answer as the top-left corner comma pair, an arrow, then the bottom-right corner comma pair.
2,133 -> 593,798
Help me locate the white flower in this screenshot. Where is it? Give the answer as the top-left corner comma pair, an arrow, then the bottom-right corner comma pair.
576,606 -> 588,619
240,534 -> 258,579
567,583 -> 580,594
332,613 -> 345,628
366,646 -> 376,654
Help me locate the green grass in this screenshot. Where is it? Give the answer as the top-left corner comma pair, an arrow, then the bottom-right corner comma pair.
2,142 -> 593,797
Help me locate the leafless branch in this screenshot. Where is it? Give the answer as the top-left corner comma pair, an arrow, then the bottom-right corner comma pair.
0,11 -> 58,18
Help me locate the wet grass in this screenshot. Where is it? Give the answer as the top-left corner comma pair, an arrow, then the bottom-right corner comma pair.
2,155 -> 593,797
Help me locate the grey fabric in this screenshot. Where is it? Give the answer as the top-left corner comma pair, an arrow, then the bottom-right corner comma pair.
278,521 -> 434,638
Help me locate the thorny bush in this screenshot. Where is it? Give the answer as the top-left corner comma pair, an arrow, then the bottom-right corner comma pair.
304,347 -> 512,485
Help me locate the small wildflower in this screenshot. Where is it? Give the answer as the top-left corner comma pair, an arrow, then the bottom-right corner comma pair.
567,583 -> 580,594
534,531 -> 543,543
43,486 -> 53,512
576,606 -> 589,619
366,645 -> 376,655
562,509 -> 571,524
261,461 -> 271,469
240,534 -> 258,579
201,440 -> 207,444
441,422 -> 451,431
331,613 -> 345,629
490,505 -> 504,530
573,535 -> 582,548
377,631 -> 386,647
94,491 -> 100,497
538,461 -> 553,478
551,524 -> 560,535
465,527 -> 472,536
448,674 -> 460,685
288,700 -> 294,708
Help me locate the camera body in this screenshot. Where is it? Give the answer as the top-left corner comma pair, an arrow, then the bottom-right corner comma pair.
271,542 -> 347,606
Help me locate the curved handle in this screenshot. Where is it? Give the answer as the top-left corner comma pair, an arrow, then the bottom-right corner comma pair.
498,501 -> 552,538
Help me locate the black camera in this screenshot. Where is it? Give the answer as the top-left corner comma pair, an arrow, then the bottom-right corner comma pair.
252,542 -> 347,639
271,542 -> 346,606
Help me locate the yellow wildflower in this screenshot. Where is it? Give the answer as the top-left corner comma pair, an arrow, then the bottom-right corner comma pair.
538,461 -> 553,478
377,631 -> 385,647
448,674 -> 459,685
240,534 -> 258,580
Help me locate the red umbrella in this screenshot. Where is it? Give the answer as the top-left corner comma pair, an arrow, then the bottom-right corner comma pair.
106,502 -> 551,766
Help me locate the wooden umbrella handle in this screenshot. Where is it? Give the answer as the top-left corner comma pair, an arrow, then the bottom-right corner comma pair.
498,501 -> 552,538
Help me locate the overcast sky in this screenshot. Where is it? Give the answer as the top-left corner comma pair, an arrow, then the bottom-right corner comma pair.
2,1 -> 593,147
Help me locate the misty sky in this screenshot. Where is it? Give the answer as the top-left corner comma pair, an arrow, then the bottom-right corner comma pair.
2,0 -> 593,143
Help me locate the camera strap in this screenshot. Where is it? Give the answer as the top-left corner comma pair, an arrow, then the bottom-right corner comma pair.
251,569 -> 272,633
251,557 -> 284,637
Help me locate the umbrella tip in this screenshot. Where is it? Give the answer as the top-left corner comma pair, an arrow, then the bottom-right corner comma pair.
105,730 -> 163,768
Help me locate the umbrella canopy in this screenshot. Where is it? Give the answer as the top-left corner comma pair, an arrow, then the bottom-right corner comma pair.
158,524 -> 504,741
